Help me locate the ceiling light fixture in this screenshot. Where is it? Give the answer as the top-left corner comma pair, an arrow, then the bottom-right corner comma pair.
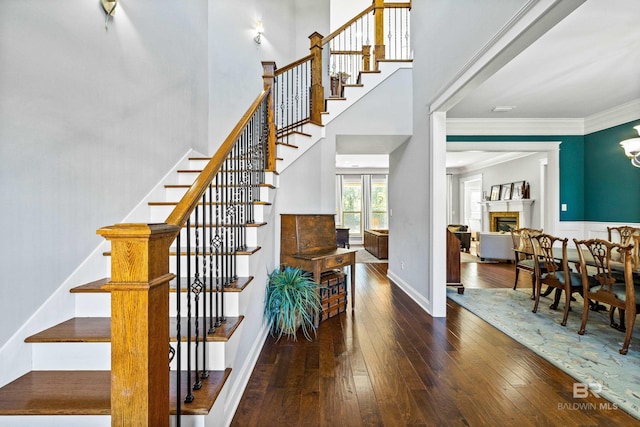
619,125 -> 640,168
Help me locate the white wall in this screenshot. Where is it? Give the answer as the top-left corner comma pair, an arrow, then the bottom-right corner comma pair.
0,0 -> 209,348
454,152 -> 548,229
330,0 -> 370,32
209,0 -> 329,149
0,0 -> 332,365
389,0 -> 531,316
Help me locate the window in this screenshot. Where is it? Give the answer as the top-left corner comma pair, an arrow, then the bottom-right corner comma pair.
336,174 -> 388,239
341,177 -> 362,234
370,175 -> 388,229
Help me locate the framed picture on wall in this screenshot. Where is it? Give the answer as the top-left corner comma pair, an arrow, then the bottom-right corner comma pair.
490,185 -> 501,201
511,181 -> 525,200
500,183 -> 513,200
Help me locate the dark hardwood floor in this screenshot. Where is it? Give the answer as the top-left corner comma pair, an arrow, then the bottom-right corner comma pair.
231,256 -> 637,426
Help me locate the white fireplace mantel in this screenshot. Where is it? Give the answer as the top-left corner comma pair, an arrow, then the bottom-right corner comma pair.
480,199 -> 535,231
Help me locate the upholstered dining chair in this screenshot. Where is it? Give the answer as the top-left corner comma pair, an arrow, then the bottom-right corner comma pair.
511,228 -> 543,298
531,234 -> 583,326
574,238 -> 640,355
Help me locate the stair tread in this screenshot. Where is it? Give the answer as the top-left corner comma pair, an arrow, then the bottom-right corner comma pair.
70,278 -> 110,293
148,200 -> 272,206
165,183 -> 275,189
183,222 -> 268,228
71,276 -> 253,294
25,316 -> 244,343
170,276 -> 254,292
102,246 -> 261,256
275,141 -> 298,149
0,369 -> 231,416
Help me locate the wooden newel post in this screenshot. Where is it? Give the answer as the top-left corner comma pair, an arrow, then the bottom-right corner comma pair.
97,223 -> 179,427
309,31 -> 324,126
262,61 -> 277,172
362,45 -> 371,71
373,0 -> 385,69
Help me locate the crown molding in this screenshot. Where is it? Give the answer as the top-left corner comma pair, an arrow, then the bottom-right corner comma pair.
446,118 -> 584,136
584,99 -> 640,134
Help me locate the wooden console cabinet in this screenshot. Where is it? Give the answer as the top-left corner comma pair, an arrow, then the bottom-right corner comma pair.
363,229 -> 388,259
280,214 -> 357,326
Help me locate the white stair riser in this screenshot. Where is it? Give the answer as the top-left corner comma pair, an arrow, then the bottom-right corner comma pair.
170,254 -> 252,278
32,343 -> 110,370
178,172 -> 199,185
3,414 -> 209,427
188,159 -> 211,169
169,341 -> 228,371
177,226 -> 258,248
0,416 -> 111,427
73,290 -> 241,319
75,293 -> 111,317
165,186 -> 272,203
170,291 -> 241,318
149,204 -> 267,224
31,341 -> 229,372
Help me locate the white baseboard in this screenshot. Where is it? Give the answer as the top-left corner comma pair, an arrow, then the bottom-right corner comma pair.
387,269 -> 434,315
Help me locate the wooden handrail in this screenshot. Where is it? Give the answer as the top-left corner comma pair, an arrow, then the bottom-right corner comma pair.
322,5 -> 374,45
165,89 -> 271,229
321,1 -> 411,46
385,2 -> 412,8
275,54 -> 313,76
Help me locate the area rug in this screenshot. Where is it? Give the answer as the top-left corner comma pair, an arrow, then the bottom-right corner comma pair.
447,288 -> 640,420
354,248 -> 387,263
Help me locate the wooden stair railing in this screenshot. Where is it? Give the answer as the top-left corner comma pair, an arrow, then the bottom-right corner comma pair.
322,0 -> 412,89
97,85 -> 275,426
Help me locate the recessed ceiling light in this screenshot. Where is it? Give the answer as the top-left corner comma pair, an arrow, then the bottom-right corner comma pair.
491,106 -> 515,112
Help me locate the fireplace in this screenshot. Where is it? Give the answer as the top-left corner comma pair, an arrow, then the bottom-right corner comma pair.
489,211 -> 519,232
481,199 -> 534,232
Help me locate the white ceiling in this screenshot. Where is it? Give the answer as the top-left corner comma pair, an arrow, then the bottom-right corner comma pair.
448,0 -> 640,119
339,1 -> 640,170
446,0 -> 640,169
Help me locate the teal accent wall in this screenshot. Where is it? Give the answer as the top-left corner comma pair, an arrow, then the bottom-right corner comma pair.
584,120 -> 640,222
447,135 -> 585,221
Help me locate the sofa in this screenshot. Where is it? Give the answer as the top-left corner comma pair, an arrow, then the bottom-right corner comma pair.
447,224 -> 471,252
476,232 -> 513,262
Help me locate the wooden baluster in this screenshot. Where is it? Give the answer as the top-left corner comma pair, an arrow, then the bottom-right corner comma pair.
309,31 -> 324,125
262,61 -> 277,172
373,0 -> 385,68
97,223 -> 178,427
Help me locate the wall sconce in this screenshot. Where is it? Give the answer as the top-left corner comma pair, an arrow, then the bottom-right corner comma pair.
101,0 -> 117,29
620,125 -> 640,168
254,21 -> 264,44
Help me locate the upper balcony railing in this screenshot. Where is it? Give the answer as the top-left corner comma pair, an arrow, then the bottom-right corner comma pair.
323,0 -> 412,95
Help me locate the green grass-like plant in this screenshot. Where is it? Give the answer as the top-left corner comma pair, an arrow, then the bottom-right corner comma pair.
264,266 -> 321,341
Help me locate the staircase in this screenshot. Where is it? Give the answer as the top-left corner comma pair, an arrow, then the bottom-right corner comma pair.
0,154 -> 278,426
0,2 -> 415,419
0,59 -> 413,427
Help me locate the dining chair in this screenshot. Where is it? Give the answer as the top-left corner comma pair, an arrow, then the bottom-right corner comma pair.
607,226 -> 640,270
531,234 -> 583,326
574,238 -> 640,355
511,227 -> 543,299
606,226 -> 640,326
